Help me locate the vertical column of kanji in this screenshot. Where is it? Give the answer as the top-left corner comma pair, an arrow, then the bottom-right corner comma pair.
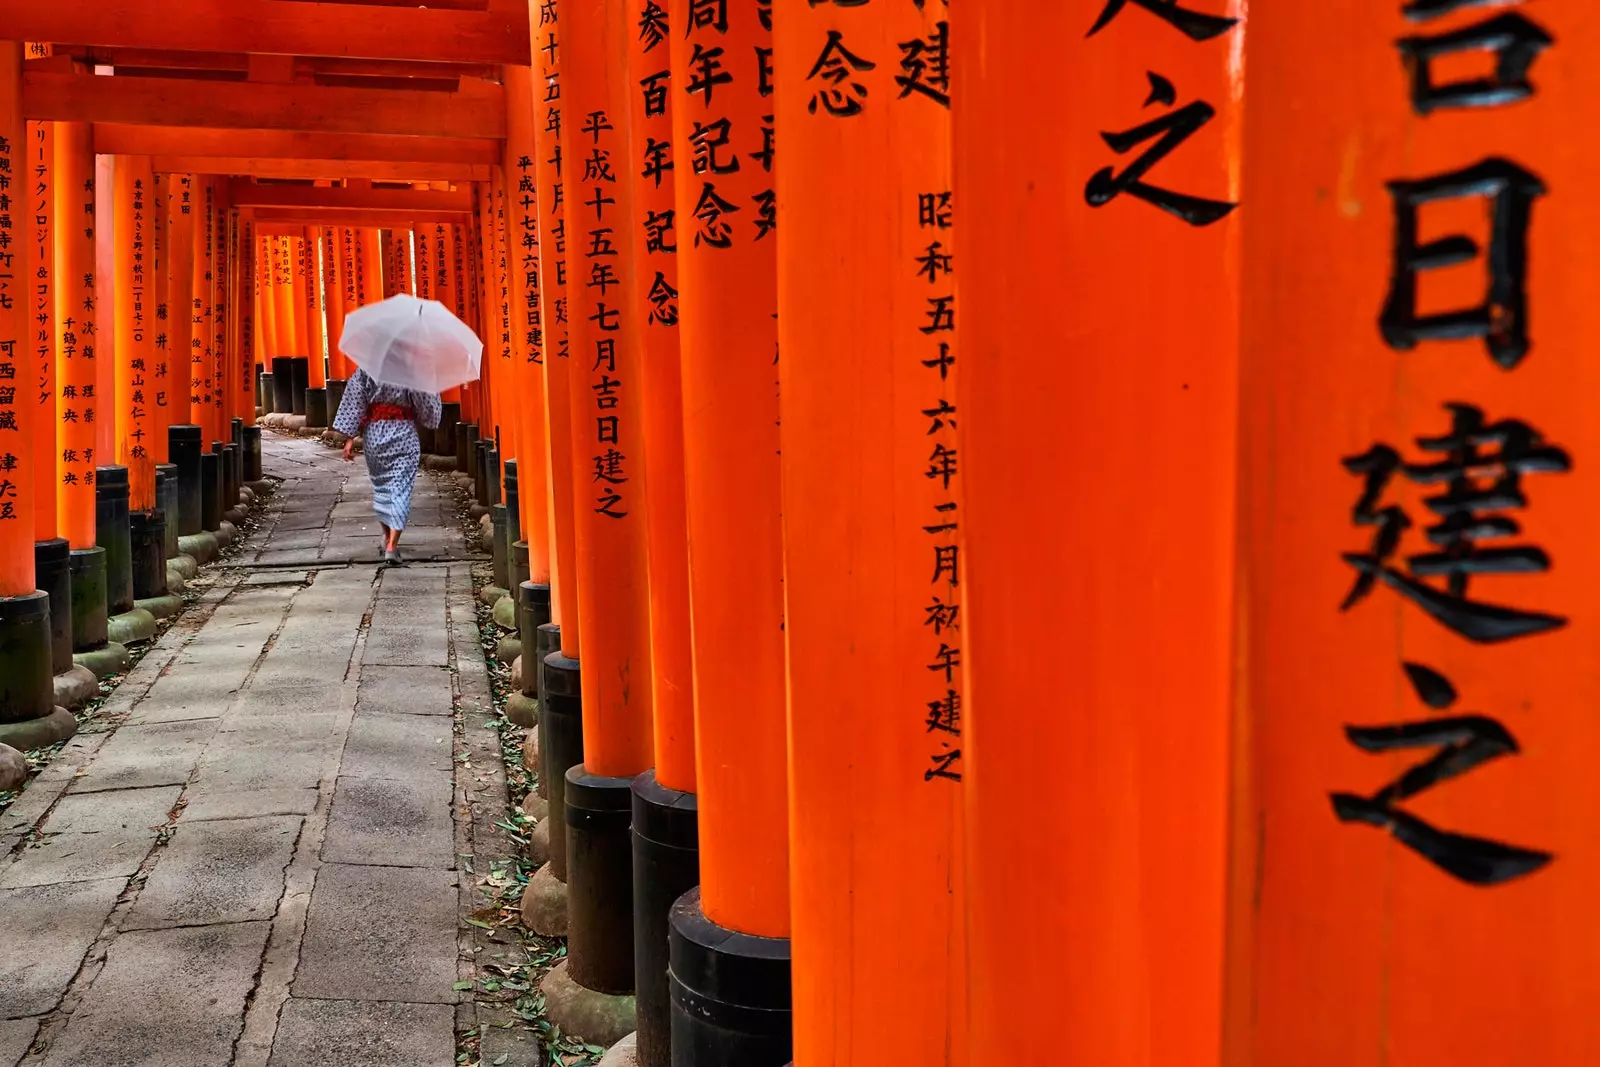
239,216 -> 256,431
625,5 -> 696,1064
148,173 -> 169,465
93,156 -> 116,472
535,0 -> 656,1025
492,168 -> 517,469
773,4 -> 966,1064
0,41 -> 55,729
54,118 -> 108,662
506,65 -> 554,596
303,226 -> 329,429
109,155 -> 154,626
192,181 -> 216,443
165,175 -> 193,438
136,164 -> 172,605
952,3 -> 1241,1064
1227,5 -> 1600,1065
212,186 -> 233,441
321,228 -> 344,372
664,0 -> 790,1057
277,234 -> 306,419
431,222 -> 461,453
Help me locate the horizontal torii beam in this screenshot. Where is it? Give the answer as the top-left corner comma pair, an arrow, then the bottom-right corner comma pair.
95,125 -> 501,166
229,181 -> 472,211
152,156 -> 491,184
27,70 -> 505,138
0,0 -> 532,65
246,208 -> 471,228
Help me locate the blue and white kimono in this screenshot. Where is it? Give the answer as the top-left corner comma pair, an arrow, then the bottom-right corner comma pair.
333,369 -> 443,531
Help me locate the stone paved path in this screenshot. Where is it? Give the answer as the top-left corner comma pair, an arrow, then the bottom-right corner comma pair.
0,435 -> 497,1067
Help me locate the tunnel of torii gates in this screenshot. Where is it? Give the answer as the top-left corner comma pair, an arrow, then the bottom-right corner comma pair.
0,0 -> 1597,1065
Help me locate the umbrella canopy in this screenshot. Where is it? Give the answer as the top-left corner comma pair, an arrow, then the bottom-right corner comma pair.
337,293 -> 483,394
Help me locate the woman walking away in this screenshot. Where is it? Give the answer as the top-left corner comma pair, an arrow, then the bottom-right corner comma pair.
333,367 -> 442,565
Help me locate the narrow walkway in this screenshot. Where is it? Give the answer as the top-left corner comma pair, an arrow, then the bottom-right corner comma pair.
0,435 -> 497,1067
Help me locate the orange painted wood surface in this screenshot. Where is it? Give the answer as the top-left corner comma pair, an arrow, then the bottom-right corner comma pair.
229,181 -> 472,214
113,154 -> 159,510
92,155 -> 116,469
236,213 -> 255,424
53,119 -> 97,550
669,0 -> 788,937
164,173 -> 195,430
302,228 -> 327,387
258,237 -> 279,361
774,3 -> 967,1061
0,44 -> 36,593
564,0 -> 655,779
953,4 -> 1241,1065
97,125 -> 501,167
148,172 -> 170,459
28,121 -> 57,540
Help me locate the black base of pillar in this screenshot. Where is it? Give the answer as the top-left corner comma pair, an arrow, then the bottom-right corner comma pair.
222,444 -> 241,508
534,622 -> 560,801
491,505 -> 509,590
518,584 -> 552,701
669,889 -> 792,1067
170,425 -> 204,536
68,548 -> 109,651
290,357 -> 310,416
243,426 -> 263,482
541,651 -> 584,883
156,464 -> 180,558
34,539 -> 73,676
511,542 -> 531,599
458,423 -> 479,481
0,591 -> 55,725
327,380 -> 347,426
271,358 -> 294,413
566,767 -> 638,996
130,510 -> 168,601
634,772 -> 701,1067
474,442 -> 492,507
201,452 -> 223,532
504,458 -> 521,555
437,402 -> 460,456
95,465 -> 134,616
258,371 -> 272,412
305,387 -> 329,429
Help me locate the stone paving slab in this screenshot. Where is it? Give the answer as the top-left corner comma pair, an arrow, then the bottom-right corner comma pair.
180,786 -> 320,823
41,786 -> 181,835
0,879 -> 124,1017
189,733 -> 338,796
363,623 -> 449,667
41,921 -> 271,1067
123,816 -> 302,931
0,1019 -> 38,1067
67,719 -> 220,794
267,999 -> 455,1067
340,711 -> 454,781
0,830 -> 151,890
322,775 -> 455,869
294,864 -> 459,1004
126,672 -> 248,726
355,665 -> 455,716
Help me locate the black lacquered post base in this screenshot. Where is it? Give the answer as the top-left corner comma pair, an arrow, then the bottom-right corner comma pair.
634,772 -> 700,1067
243,426 -> 263,482
491,505 -> 509,590
511,543 -> 531,603
0,591 -> 55,725
327,380 -> 347,425
156,464 -> 180,558
290,357 -> 309,415
305,387 -> 329,429
437,402 -> 460,456
68,548 -> 108,651
517,584 -> 551,701
95,465 -> 134,616
487,445 -> 502,507
222,444 -> 241,510
457,422 -> 477,475
475,442 -> 493,508
534,622 -> 560,801
540,651 -> 584,883
129,510 -> 168,601
270,358 -> 294,413
259,372 -> 275,413
169,425 -> 204,536
200,452 -> 223,532
669,889 -> 792,1067
33,539 -> 73,675
566,767 -> 639,996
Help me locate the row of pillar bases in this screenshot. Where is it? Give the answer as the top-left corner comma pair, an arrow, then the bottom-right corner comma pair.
0,422 -> 265,757
257,362 -> 343,433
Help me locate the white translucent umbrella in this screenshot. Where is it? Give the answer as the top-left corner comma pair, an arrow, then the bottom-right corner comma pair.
338,293 -> 483,394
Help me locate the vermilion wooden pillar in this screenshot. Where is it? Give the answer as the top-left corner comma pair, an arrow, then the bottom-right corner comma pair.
114,155 -> 159,512
166,175 -> 195,434
0,42 -> 37,597
191,183 -> 218,441
28,121 -> 57,546
774,4 -> 966,1064
1227,4 -> 1600,1064
953,4 -> 1241,1065
93,155 -> 115,469
148,170 -> 169,462
54,120 -> 96,552
488,169 -> 515,460
237,214 -> 255,426
302,227 -> 326,388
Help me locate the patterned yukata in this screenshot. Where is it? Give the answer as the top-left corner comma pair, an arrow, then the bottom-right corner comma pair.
333,369 -> 443,531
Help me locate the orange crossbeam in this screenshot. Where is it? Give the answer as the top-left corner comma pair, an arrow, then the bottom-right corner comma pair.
95,125 -> 500,166
227,181 -> 470,212
151,157 -> 490,184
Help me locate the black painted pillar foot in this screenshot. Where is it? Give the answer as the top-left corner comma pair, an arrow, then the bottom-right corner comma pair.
327,379 -> 347,423
201,450 -> 223,532
669,889 -> 792,1067
566,768 -> 639,997
270,358 -> 294,413
169,426 -> 203,537
437,402 -> 461,456
243,426 -> 263,482
68,548 -> 109,652
511,543 -> 531,599
534,622 -> 560,801
488,444 -> 503,507
95,465 -> 134,616
634,773 -> 700,1067
305,387 -> 329,429
518,584 -> 552,704
461,423 -> 481,485
129,510 -> 167,601
33,539 -> 73,676
222,444 -> 241,509
257,370 -> 272,413
491,506 -> 510,590
504,460 -> 523,578
475,441 -> 494,508
541,651 -> 585,883
290,357 -> 309,416
156,465 -> 180,558
0,591 -> 55,725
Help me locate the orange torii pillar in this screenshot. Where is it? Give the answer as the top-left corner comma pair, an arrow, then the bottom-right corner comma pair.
276,234 -> 305,418
953,5 -> 1239,1066
54,118 -> 110,665
284,231 -> 311,420
531,0 -> 655,1033
409,221 -> 437,454
255,234 -> 279,412
108,154 -> 155,632
25,119 -> 74,681
146,171 -> 182,573
238,215 -> 262,483
503,63 -> 554,733
302,228 -> 330,430
1227,5 -> 1600,1065
0,41 -> 59,736
213,187 -> 241,509
482,170 -> 515,579
774,4 -> 966,1065
428,223 -> 461,454
322,227 -> 350,419
665,0 -> 792,1058
192,182 -> 221,444
624,2 -> 697,1062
